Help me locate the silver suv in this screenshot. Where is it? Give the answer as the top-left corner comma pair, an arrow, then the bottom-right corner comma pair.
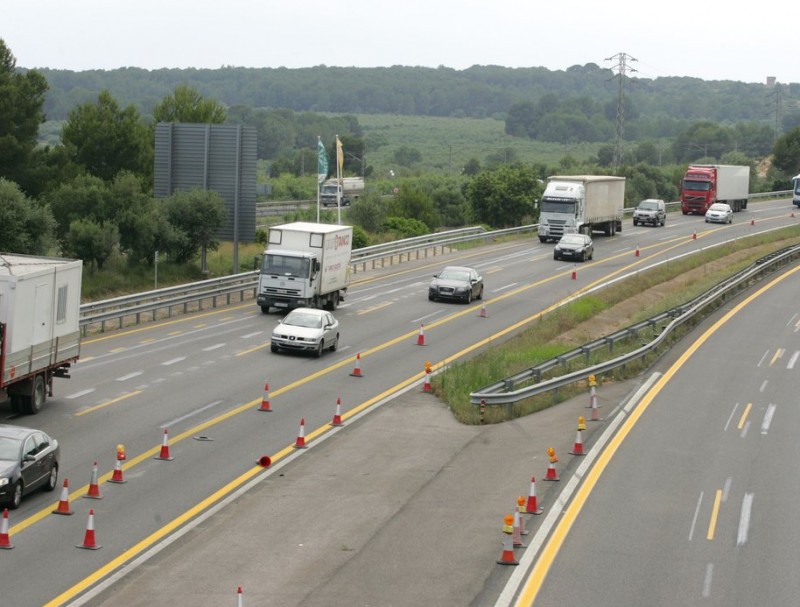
633,199 -> 666,227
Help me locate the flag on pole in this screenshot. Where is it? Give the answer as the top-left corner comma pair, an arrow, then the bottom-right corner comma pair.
317,137 -> 329,184
336,136 -> 344,177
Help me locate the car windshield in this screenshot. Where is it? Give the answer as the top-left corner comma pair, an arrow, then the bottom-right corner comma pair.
0,437 -> 21,460
285,312 -> 323,329
709,204 -> 728,211
639,202 -> 658,210
438,269 -> 470,282
560,235 -> 585,245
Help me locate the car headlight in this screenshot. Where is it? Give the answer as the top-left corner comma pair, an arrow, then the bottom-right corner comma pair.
0,478 -> 8,488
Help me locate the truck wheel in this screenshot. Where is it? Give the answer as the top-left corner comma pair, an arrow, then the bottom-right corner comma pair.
9,394 -> 23,414
260,305 -> 270,314
539,236 -> 548,243
24,375 -> 46,415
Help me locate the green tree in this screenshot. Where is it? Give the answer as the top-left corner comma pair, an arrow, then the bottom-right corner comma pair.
772,127 -> 800,175
161,188 -> 227,270
61,90 -> 152,181
63,218 -> 119,272
0,39 -> 49,190
393,146 -> 422,167
45,174 -> 110,240
0,178 -> 57,254
389,185 -> 440,231
464,164 -> 538,228
152,84 -> 227,124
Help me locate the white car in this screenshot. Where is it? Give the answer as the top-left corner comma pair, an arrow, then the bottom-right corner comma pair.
705,203 -> 733,224
270,308 -> 339,357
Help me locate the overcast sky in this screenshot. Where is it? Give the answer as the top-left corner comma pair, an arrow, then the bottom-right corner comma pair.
4,0 -> 792,84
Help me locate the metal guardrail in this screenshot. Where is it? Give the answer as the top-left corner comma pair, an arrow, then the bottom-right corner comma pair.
80,190 -> 794,334
469,243 -> 800,409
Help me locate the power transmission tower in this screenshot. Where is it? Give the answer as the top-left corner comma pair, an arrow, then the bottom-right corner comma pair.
605,52 -> 637,171
768,82 -> 784,143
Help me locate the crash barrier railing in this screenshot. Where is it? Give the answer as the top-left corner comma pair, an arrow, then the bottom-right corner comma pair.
79,190 -> 793,335
469,242 -> 800,415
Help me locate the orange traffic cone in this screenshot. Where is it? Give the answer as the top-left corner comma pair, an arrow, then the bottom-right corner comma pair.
590,392 -> 601,422
497,514 -> 518,566
479,302 -> 488,318
258,381 -> 272,412
108,458 -> 126,484
635,243 -> 640,257
349,352 -> 364,377
294,418 -> 307,449
76,508 -> 101,550
692,230 -> 697,240
84,461 -> 103,499
237,586 -> 244,607
791,210 -> 796,218
0,508 -> 14,549
422,369 -> 432,392
512,509 -> 526,548
570,265 -> 577,280
330,397 -> 344,426
256,455 -> 272,467
155,428 -> 174,461
587,385 -> 597,408
544,447 -> 559,481
525,476 -> 544,514
750,218 -> 755,226
516,496 -> 529,535
416,324 -> 426,346
569,429 -> 585,456
52,478 -> 74,515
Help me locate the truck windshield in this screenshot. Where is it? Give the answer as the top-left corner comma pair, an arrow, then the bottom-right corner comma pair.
540,198 -> 577,214
262,254 -> 310,279
321,185 -> 338,195
794,180 -> 800,196
683,179 -> 711,191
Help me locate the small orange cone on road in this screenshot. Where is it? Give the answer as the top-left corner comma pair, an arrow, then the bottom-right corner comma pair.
108,458 -> 126,484
570,264 -> 577,280
516,496 -> 529,535
258,381 -> 272,412
750,218 -> 755,226
0,508 -> 14,549
155,428 -> 174,461
635,243 -> 640,257
256,455 -> 272,467
497,514 -> 519,566
84,461 -> 103,499
570,429 -> 585,456
76,508 -> 101,550
52,478 -> 74,515
544,447 -> 559,481
525,476 -> 544,514
294,418 -> 307,449
692,230 -> 697,240
237,586 -> 244,607
350,352 -> 364,377
422,361 -> 433,392
479,302 -> 488,318
416,324 -> 426,346
512,509 -> 526,548
330,397 -> 344,426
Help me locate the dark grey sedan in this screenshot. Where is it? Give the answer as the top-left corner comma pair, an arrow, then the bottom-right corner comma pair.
428,266 -> 484,303
554,233 -> 594,262
0,424 -> 60,509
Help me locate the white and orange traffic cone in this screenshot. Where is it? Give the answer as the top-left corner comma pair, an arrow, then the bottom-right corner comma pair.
570,264 -> 577,280
416,324 -> 426,346
512,509 -> 526,548
0,508 -> 14,549
349,352 -> 363,377
294,418 -> 307,449
525,476 -> 544,515
84,461 -> 103,499
750,218 -> 755,226
635,243 -> 640,257
155,428 -> 174,461
497,514 -> 518,566
590,392 -> 601,422
544,447 -> 559,481
237,586 -> 244,607
587,385 -> 597,409
422,369 -> 432,392
479,302 -> 488,318
76,508 -> 101,550
52,478 -> 74,515
108,458 -> 126,484
516,496 -> 529,535
258,381 -> 272,412
330,397 -> 344,427
569,429 -> 585,456
692,230 -> 697,240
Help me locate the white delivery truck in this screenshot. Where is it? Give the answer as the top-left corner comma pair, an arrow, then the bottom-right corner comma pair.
537,175 -> 625,242
680,164 -> 750,214
320,177 -> 365,207
0,253 -> 82,414
256,222 -> 353,313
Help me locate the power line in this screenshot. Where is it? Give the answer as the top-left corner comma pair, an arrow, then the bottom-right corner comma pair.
605,52 -> 637,171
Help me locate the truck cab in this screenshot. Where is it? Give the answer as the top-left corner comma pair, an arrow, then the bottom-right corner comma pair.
793,174 -> 800,208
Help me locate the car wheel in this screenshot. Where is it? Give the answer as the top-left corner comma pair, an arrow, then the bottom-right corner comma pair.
554,253 -> 559,261
589,250 -> 594,260
329,334 -> 339,352
316,342 -> 324,358
476,286 -> 483,300
632,219 -> 637,226
9,481 -> 22,510
44,464 -> 58,492
465,290 -> 472,304
728,217 -> 732,224
428,294 -> 435,301
270,343 -> 279,353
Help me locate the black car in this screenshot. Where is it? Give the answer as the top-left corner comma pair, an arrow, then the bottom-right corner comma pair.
553,234 -> 594,262
0,424 -> 60,509
428,266 -> 484,303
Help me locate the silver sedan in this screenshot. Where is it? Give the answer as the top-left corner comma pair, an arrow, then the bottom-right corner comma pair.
270,308 -> 339,357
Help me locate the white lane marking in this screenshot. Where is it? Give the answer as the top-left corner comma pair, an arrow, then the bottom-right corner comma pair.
761,403 -> 776,435
724,403 -> 739,432
722,477 -> 732,502
116,372 -> 143,382
202,343 -> 226,351
757,350 -> 769,367
162,357 -> 186,366
689,492 -> 704,541
759,380 -> 768,393
788,351 -> 799,369
702,562 -> 714,597
741,420 -> 750,438
493,283 -> 519,293
737,493 -> 754,547
66,389 -> 95,399
161,400 -> 226,428
239,332 -> 263,339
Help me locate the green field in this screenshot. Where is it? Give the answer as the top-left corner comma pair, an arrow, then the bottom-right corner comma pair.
356,114 -> 603,177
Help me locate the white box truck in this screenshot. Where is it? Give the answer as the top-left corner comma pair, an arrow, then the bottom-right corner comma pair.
1,253 -> 82,414
537,175 -> 625,242
256,222 -> 352,313
320,177 -> 365,207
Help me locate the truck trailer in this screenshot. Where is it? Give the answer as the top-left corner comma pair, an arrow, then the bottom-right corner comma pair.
0,253 -> 82,415
537,175 -> 625,243
680,164 -> 750,214
320,177 -> 365,207
256,222 -> 352,313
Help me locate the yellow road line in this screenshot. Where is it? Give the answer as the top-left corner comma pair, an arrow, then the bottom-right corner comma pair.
707,489 -> 723,540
